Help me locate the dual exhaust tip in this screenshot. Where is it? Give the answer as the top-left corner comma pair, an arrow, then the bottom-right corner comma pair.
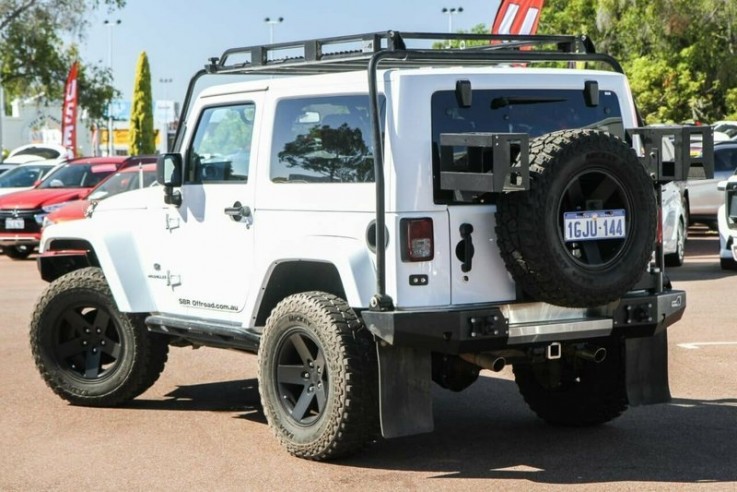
461,343 -> 607,372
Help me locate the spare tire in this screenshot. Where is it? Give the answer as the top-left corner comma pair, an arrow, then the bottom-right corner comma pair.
496,129 -> 656,307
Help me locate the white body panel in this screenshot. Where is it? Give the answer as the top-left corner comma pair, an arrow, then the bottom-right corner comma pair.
41,66 -> 644,327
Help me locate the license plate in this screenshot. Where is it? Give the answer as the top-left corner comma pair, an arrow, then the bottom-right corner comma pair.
4,218 -> 24,230
564,209 -> 625,242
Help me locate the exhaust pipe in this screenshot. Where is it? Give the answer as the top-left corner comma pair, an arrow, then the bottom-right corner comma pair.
460,353 -> 506,372
574,346 -> 607,363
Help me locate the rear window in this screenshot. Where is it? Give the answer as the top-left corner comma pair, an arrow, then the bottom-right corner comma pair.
431,88 -> 624,203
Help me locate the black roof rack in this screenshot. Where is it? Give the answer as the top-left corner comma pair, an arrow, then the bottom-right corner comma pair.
207,30 -> 617,76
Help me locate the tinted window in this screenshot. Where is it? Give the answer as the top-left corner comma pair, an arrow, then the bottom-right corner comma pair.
271,95 -> 375,183
715,146 -> 737,173
39,163 -> 116,188
431,89 -> 624,203
0,164 -> 53,188
186,103 -> 255,183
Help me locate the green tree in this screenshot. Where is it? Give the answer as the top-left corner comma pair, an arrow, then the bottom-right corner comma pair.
432,23 -> 490,49
0,0 -> 124,120
128,51 -> 155,155
538,0 -> 737,123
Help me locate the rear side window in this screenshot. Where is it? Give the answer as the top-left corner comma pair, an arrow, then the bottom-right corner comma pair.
431,88 -> 624,203
270,95 -> 376,183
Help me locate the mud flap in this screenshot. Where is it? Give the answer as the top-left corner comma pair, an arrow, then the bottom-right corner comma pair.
376,344 -> 433,438
625,330 -> 671,405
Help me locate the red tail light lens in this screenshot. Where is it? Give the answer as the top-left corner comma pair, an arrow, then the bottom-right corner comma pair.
401,218 -> 434,262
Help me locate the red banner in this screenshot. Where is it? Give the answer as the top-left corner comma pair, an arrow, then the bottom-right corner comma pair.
492,0 -> 545,35
61,61 -> 79,157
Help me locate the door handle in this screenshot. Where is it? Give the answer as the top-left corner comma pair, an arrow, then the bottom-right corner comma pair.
224,201 -> 252,222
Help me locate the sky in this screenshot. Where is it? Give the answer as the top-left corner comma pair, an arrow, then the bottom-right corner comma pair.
78,0 -> 502,106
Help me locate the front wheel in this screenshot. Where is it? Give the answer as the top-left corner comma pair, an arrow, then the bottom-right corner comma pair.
3,245 -> 33,260
30,267 -> 169,406
258,292 -> 378,460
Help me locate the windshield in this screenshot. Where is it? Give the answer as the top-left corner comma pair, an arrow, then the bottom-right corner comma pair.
0,164 -> 55,188
39,163 -> 118,189
89,168 -> 157,200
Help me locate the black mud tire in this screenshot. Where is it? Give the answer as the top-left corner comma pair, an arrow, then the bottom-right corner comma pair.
3,245 -> 33,260
258,291 -> 378,461
496,130 -> 657,307
30,267 -> 169,406
665,218 -> 686,267
513,339 -> 628,426
721,257 -> 737,270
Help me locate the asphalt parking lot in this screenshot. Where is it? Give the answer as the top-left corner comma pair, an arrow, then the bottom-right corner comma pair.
1,229 -> 735,491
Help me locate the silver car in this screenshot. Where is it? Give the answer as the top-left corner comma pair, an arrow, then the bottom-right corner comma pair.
687,140 -> 737,229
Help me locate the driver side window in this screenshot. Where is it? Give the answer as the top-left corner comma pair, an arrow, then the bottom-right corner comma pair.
186,103 -> 255,183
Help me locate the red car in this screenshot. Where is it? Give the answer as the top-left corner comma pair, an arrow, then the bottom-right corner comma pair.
0,155 -> 156,260
43,163 -> 158,227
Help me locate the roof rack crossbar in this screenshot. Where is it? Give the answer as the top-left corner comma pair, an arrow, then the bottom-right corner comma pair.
211,31 -> 598,75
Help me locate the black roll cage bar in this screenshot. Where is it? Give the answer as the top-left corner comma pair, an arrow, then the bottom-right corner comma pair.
171,30 -> 625,312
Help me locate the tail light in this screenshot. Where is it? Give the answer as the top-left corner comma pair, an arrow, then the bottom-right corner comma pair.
401,218 -> 434,262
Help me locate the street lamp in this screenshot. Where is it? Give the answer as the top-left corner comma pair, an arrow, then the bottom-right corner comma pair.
264,17 -> 284,44
104,19 -> 121,156
441,7 -> 463,33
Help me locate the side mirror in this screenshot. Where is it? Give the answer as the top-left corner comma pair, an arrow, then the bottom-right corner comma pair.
157,153 -> 182,206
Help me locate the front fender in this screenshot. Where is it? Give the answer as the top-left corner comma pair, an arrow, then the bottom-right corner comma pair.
41,219 -> 154,313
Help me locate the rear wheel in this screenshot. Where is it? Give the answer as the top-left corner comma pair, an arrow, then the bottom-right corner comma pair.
30,267 -> 169,406
513,339 -> 628,426
258,292 -> 378,460
3,245 -> 33,260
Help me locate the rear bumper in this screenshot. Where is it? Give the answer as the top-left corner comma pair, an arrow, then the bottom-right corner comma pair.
0,233 -> 40,247
361,289 -> 686,354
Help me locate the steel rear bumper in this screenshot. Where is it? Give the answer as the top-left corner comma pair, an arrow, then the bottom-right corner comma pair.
361,289 -> 686,353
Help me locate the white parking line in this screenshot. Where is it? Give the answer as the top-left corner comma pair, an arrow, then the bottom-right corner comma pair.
677,342 -> 737,350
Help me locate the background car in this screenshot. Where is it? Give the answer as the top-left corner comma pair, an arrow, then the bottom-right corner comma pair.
0,161 -> 59,197
0,155 -> 156,259
2,143 -> 69,165
662,181 -> 688,266
43,163 -> 158,227
686,140 -> 737,229
717,169 -> 737,270
713,120 -> 737,140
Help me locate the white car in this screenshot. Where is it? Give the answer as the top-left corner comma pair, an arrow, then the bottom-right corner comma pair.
0,161 -> 59,197
662,181 -> 688,266
717,170 -> 737,270
3,143 -> 70,165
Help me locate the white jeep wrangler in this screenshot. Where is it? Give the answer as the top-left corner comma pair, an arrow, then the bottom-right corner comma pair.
30,31 -> 713,460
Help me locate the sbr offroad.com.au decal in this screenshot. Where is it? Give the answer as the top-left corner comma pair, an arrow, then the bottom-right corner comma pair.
179,298 -> 239,312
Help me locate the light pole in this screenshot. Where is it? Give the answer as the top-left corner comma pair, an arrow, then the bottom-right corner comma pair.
159,77 -> 173,151
264,17 -> 284,44
104,19 -> 121,156
441,7 -> 463,33
159,77 -> 173,124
